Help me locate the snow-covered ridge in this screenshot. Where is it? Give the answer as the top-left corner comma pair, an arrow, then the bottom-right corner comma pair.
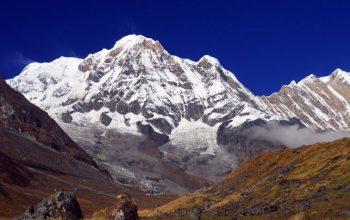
8,35 -> 350,134
7,34 -> 350,133
260,68 -> 350,131
8,34 -> 277,135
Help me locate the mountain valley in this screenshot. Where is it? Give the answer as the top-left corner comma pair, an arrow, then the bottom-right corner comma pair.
1,34 -> 349,219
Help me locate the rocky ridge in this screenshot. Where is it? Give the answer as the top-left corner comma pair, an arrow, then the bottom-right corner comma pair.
261,68 -> 350,131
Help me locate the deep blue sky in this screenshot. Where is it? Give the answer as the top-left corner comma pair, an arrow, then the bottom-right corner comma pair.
1,0 -> 350,95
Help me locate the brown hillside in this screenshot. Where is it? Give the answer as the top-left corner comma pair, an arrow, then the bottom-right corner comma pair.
140,138 -> 350,219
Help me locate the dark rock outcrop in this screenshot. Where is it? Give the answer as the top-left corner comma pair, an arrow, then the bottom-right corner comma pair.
186,102 -> 204,121
15,191 -> 83,220
61,112 -> 73,123
117,101 -> 130,115
146,118 -> 173,134
136,122 -> 169,145
100,112 -> 112,126
108,194 -> 139,220
130,101 -> 141,115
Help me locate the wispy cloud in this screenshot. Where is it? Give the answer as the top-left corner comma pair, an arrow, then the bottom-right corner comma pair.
7,52 -> 35,65
55,47 -> 80,58
247,122 -> 350,148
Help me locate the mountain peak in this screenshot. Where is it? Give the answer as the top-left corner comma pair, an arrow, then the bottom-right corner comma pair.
113,34 -> 148,47
288,80 -> 297,87
198,55 -> 220,66
197,55 -> 221,71
112,34 -> 164,52
331,68 -> 345,75
330,68 -> 350,85
297,74 -> 318,86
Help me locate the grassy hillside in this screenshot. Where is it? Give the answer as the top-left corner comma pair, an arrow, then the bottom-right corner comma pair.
140,138 -> 350,219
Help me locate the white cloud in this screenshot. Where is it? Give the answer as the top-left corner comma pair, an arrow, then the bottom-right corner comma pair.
8,52 -> 35,65
248,122 -> 350,148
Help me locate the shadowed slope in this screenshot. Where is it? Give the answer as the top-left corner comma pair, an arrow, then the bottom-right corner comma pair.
0,77 -> 98,167
0,77 -> 177,218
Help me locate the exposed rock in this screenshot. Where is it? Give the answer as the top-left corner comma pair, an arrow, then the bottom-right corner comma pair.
108,194 -> 139,220
109,47 -> 123,57
61,112 -> 73,123
141,106 -> 154,119
62,98 -> 79,107
278,164 -> 295,174
117,101 -> 130,115
92,97 -> 105,111
263,203 -> 279,213
106,98 -> 120,112
100,112 -> 112,127
197,57 -> 214,70
15,191 -> 82,220
146,118 -> 173,134
0,95 -> 14,125
88,70 -> 105,82
136,122 -> 169,145
72,101 -> 93,113
78,57 -> 93,72
130,101 -> 141,114
186,102 -> 204,121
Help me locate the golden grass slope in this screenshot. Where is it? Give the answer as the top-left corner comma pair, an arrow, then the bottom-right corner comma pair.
140,138 -> 350,219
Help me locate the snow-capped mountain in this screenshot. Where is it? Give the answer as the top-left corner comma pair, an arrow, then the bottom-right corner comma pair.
261,69 -> 350,131
8,35 -> 275,134
7,35 -> 350,194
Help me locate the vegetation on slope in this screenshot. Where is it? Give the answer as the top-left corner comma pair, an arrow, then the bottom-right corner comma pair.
140,138 -> 350,219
